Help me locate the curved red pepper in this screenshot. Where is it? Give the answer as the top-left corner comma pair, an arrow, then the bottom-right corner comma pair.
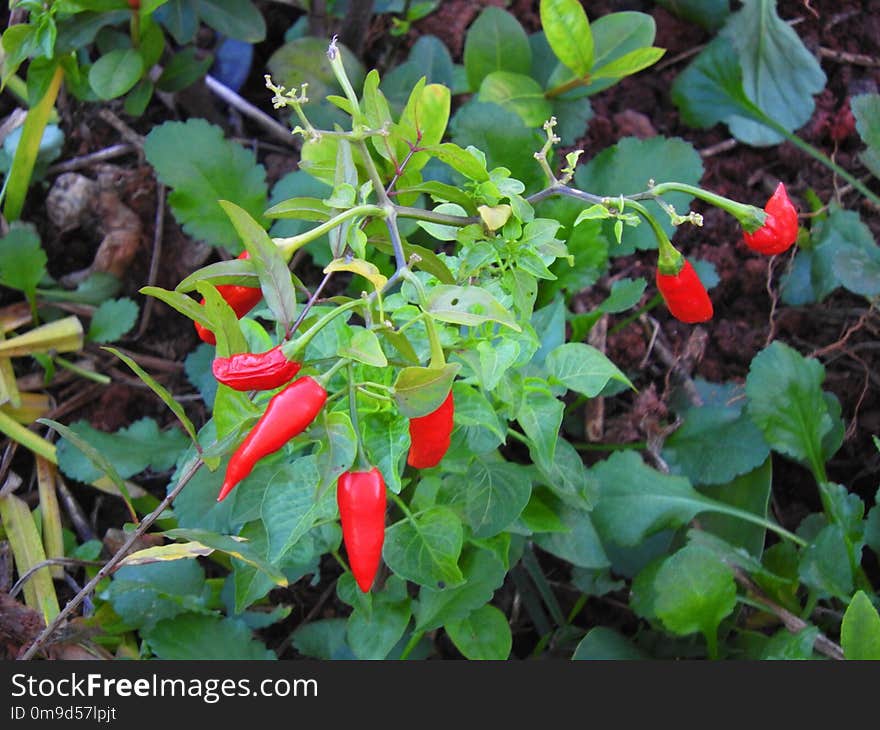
217,376 -> 327,502
194,251 -> 264,346
743,183 -> 799,255
407,391 -> 454,469
337,467 -> 386,592
212,345 -> 301,391
656,259 -> 713,324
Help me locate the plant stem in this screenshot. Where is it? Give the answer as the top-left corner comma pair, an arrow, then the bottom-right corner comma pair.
53,356 -> 111,385
710,503 -> 807,547
398,630 -> 424,660
273,204 -> 385,259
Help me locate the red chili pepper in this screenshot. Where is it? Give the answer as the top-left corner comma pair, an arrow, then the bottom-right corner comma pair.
194,251 -> 264,345
742,183 -> 799,255
337,467 -> 386,593
217,376 -> 327,502
407,390 -> 454,469
656,259 -> 713,324
212,345 -> 301,391
127,0 -> 140,8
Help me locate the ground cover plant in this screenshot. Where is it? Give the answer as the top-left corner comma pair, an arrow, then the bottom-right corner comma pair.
0,0 -> 879,661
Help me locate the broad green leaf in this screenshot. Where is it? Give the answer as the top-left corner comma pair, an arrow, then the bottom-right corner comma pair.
722,0 -> 826,145
698,459 -> 772,558
163,528 -> 285,586
798,524 -> 853,601
841,591 -> 880,660
572,627 -> 649,660
539,0 -> 593,77
414,543 -> 507,632
260,458 -> 323,562
463,6 -> 531,91
653,544 -> 737,653
144,119 -> 268,252
426,285 -> 520,331
476,338 -> 520,392
656,0 -> 730,31
393,364 -> 459,418
145,614 -> 275,660
451,382 -> 506,447
574,136 -> 702,254
598,277 -> 646,313
312,411 -> 357,493
421,143 -> 490,183
156,46 -> 213,92
347,593 -> 411,660
852,93 -> 880,178
264,197 -> 333,221
759,626 -> 819,660
810,206 -> 880,299
106,560 -> 209,631
591,46 -> 665,81
360,410 -> 409,495
592,451 -> 711,547
546,342 -> 633,397
89,48 -> 143,99
0,223 -> 46,305
389,79 -> 450,175
383,506 -> 464,589
197,0 -> 266,43
339,327 -> 387,368
292,618 -> 353,660
536,437 -> 598,507
517,383 -> 563,474
445,604 -> 512,660
533,500 -> 609,569
462,458 -> 532,538
745,341 -> 835,479
478,71 -> 552,127
671,36 -> 766,132
663,403 -> 769,486
520,488 -> 568,533
87,297 -> 138,343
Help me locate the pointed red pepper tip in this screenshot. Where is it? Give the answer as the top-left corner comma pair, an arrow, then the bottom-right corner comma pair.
743,183 -> 799,255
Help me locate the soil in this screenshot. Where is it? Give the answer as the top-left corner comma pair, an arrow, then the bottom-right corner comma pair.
1,1 -> 879,660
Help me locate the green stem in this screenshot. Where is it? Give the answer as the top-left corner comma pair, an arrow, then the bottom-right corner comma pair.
282,298 -> 365,358
327,37 -> 363,121
625,199 -> 683,274
645,182 -> 766,232
54,356 -> 111,385
709,503 -> 807,547
544,75 -> 589,100
398,631 -> 424,660
387,489 -> 417,524
348,362 -> 369,470
316,357 -> 349,388
273,205 -> 385,259
608,293 -> 664,335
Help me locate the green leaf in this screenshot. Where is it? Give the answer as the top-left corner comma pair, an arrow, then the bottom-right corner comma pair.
105,560 -> 209,631
810,206 -> 880,299
591,46 -> 665,81
536,437 -> 598,507
260,458 -> 323,562
145,614 -> 275,659
463,6 -> 531,92
264,197 -> 333,222
156,46 -> 213,92
144,119 -> 268,252
88,48 -> 144,99
55,417 -> 188,483
197,0 -> 266,43
292,618 -> 353,659
592,451 -> 711,547
196,281 -> 248,358
852,93 -> 880,178
312,411 -> 357,493
721,0 -> 826,145
219,201 -> 296,330
663,402 -> 770,486
414,542 -> 507,632
478,71 -> 552,127
427,284 -> 521,331
798,524 -> 853,600
653,544 -> 737,653
841,591 -> 880,660
572,627 -> 649,660
0,223 -> 46,304
347,592 -> 411,660
533,500 -> 609,569
444,605 -> 512,661
104,346 -> 200,449
383,506 -> 464,589
462,459 -> 532,538
539,0 -> 593,77
656,0 -> 730,31
574,136 -> 703,254
598,277 -> 646,313
671,36 -> 766,132
422,143 -> 490,183
393,363 -> 459,418
697,459 -> 772,559
745,341 -> 836,479
87,297 -> 138,343
516,383 -> 563,474
546,342 -> 633,397
360,410 -> 409,495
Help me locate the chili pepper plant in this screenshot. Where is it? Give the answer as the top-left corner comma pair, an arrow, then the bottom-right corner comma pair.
10,0 -> 880,662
